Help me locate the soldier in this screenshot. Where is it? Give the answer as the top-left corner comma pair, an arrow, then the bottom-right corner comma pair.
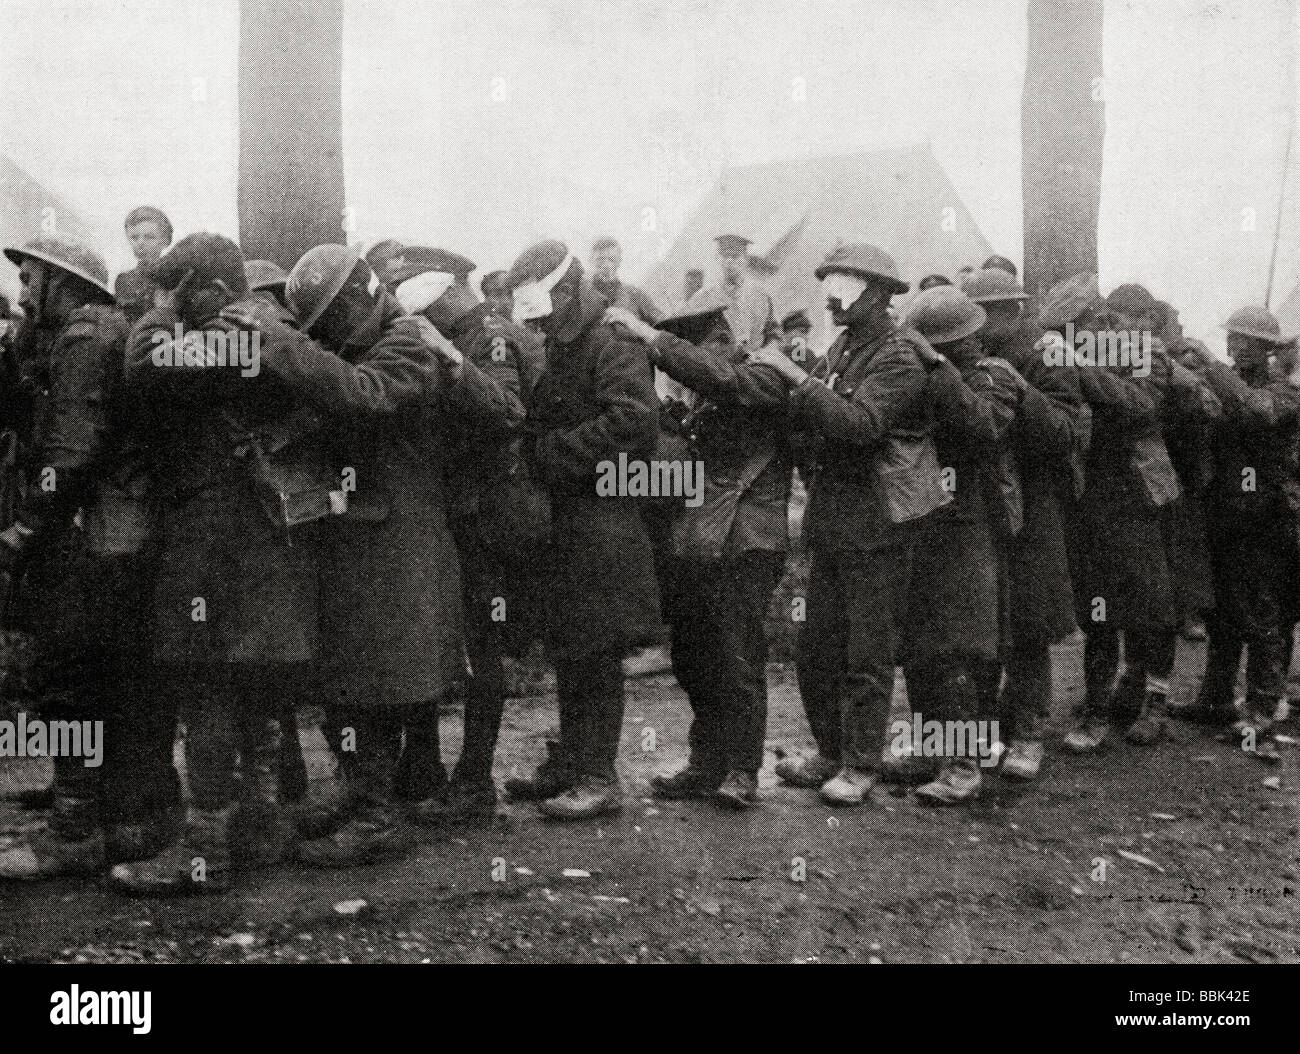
110,234 -> 319,894
1108,286 -> 1219,647
481,270 -> 514,319
688,234 -> 774,351
680,269 -> 705,312
503,239 -> 662,820
590,236 -> 662,325
389,248 -> 532,822
0,233 -> 175,879
222,243 -> 465,864
753,244 -> 949,806
364,239 -> 407,285
607,303 -> 792,809
781,309 -> 813,342
899,287 -> 1023,804
1178,307 -> 1300,759
114,205 -> 172,325
1040,275 -> 1187,753
965,267 -> 1088,780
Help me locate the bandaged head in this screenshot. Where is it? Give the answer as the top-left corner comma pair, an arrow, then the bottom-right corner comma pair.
504,245 -> 572,323
395,270 -> 456,315
821,273 -> 869,313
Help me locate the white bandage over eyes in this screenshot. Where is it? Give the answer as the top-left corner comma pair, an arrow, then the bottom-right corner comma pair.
822,273 -> 868,310
512,252 -> 574,323
395,271 -> 455,315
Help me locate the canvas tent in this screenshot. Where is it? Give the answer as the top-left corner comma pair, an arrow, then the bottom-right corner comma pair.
644,144 -> 995,352
1272,278 -> 1300,339
0,154 -> 93,305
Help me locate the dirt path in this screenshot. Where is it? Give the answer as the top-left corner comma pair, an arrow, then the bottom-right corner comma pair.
1,635 -> 1297,963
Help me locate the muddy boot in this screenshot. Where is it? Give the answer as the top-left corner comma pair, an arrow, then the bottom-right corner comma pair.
650,764 -> 723,800
537,775 -> 623,820
105,807 -> 180,865
1001,712 -> 1046,780
774,752 -> 840,788
0,792 -> 105,880
109,805 -> 233,896
291,774 -> 353,841
915,758 -> 983,806
1063,704 -> 1109,753
1125,690 -> 1170,746
819,767 -> 876,806
504,740 -> 575,801
297,802 -> 412,867
409,777 -> 497,827
713,770 -> 759,810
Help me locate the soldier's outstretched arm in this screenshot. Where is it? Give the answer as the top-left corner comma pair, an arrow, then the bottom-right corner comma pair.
648,331 -> 787,409
1076,365 -> 1161,431
247,312 -> 442,417
1195,354 -> 1300,430
784,338 -> 928,447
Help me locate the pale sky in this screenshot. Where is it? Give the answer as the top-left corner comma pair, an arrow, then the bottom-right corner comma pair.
1,0 -> 1297,346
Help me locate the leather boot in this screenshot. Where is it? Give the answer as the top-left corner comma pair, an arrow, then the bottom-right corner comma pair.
1125,691 -> 1170,745
0,791 -> 105,880
109,805 -> 233,896
504,740 -> 575,801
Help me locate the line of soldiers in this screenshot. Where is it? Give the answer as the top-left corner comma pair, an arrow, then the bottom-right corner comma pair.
0,208 -> 1295,895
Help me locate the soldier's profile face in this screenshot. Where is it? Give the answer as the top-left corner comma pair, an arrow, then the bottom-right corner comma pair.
592,247 -> 620,283
982,300 -> 1021,338
719,249 -> 746,283
16,260 -> 45,316
127,221 -> 168,266
483,283 -> 513,316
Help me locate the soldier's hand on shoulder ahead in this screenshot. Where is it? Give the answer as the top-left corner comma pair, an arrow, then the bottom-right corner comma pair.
219,300 -> 296,344
409,314 -> 464,377
603,306 -> 657,345
746,340 -> 807,386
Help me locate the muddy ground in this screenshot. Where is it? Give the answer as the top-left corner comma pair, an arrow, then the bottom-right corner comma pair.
1,633 -> 1297,964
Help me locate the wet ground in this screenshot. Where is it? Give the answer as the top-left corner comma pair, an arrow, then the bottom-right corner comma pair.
1,633 -> 1297,963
